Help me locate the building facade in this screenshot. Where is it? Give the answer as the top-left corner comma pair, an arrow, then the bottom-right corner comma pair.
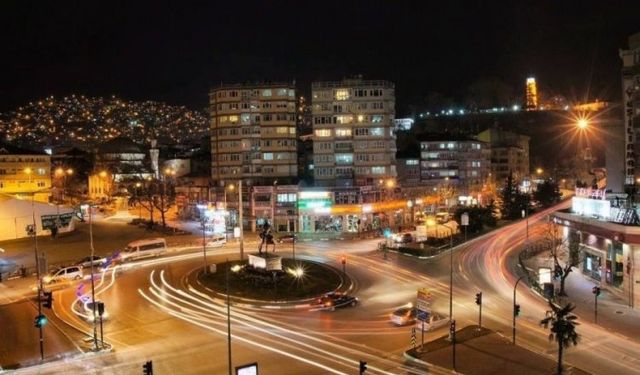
477,127 -> 530,183
553,190 -> 639,309
620,31 -> 640,187
209,83 -> 298,187
525,77 -> 538,111
420,138 -> 491,202
311,78 -> 397,187
0,144 -> 51,203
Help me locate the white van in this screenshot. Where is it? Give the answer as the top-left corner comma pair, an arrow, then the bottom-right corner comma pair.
206,234 -> 227,248
120,238 -> 167,262
43,266 -> 83,284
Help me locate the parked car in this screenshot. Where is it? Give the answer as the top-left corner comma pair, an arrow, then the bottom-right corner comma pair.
76,255 -> 107,269
390,306 -> 417,326
277,233 -> 297,243
317,292 -> 358,311
207,234 -> 227,247
43,266 -> 83,284
393,232 -> 413,244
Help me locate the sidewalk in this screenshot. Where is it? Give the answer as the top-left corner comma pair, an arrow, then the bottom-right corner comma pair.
406,326 -> 589,375
524,252 -> 640,342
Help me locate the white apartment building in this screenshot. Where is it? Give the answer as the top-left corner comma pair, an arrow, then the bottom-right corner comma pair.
311,78 -> 397,187
209,83 -> 298,187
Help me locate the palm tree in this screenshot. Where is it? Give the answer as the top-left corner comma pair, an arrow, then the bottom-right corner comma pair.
540,301 -> 580,374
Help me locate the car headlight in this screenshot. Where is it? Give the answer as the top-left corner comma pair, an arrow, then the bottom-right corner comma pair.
43,277 -> 52,283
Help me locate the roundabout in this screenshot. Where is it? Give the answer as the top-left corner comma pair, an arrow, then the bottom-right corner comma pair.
193,256 -> 351,308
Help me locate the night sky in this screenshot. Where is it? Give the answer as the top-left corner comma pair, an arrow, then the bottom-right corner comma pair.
2,1 -> 639,114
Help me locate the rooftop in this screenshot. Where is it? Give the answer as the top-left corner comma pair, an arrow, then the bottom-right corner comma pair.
0,142 -> 47,156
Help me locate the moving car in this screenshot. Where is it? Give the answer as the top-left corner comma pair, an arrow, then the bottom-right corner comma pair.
317,292 -> 358,311
84,300 -> 109,322
120,238 -> 167,262
277,233 -> 297,243
390,306 -> 417,326
43,266 -> 83,284
393,232 -> 413,244
76,255 -> 107,268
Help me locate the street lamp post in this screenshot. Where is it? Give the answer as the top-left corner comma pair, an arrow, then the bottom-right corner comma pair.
513,275 -> 525,344
238,179 -> 244,261
440,223 -> 455,329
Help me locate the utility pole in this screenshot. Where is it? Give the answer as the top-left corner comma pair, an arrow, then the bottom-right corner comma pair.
89,206 -> 99,351
226,259 -> 232,375
202,219 -> 208,274
238,179 -> 244,261
592,286 -> 601,323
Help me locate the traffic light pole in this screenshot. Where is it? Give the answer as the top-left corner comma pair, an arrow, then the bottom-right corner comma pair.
89,207 -> 99,351
513,275 -> 525,345
478,298 -> 482,330
31,192 -> 44,361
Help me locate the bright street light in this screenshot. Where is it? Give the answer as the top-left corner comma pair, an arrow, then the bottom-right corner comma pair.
577,118 -> 588,129
536,168 -> 543,175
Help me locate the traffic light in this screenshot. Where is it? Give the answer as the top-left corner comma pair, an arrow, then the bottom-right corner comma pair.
143,360 -> 153,375
34,314 -> 48,328
514,304 -> 521,317
450,319 -> 456,333
475,292 -> 482,306
43,291 -> 53,309
592,286 -> 601,297
359,360 -> 367,374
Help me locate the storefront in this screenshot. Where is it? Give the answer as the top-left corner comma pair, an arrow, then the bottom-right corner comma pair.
553,191 -> 639,309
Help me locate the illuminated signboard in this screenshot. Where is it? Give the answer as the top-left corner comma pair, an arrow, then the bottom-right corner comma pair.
571,197 -> 610,218
299,191 -> 330,199
574,188 -> 606,200
298,199 -> 332,209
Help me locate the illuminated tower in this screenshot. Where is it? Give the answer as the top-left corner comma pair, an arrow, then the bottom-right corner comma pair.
525,77 -> 538,111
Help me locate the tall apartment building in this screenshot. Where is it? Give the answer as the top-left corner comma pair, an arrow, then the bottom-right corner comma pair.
620,31 -> 640,187
477,128 -> 530,183
311,78 -> 397,187
420,137 -> 490,198
209,83 -> 298,187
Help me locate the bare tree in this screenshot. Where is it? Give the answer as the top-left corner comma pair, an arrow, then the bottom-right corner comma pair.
153,179 -> 175,228
542,222 -> 582,296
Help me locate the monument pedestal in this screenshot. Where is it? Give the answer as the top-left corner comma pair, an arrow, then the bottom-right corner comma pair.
248,253 -> 282,271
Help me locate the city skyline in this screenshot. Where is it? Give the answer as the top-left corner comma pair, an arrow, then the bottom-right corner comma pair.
2,1 -> 640,113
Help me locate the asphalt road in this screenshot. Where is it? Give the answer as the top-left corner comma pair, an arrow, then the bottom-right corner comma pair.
6,205 -> 640,374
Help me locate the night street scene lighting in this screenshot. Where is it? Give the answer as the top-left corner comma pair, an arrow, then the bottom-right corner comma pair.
0,2 -> 639,375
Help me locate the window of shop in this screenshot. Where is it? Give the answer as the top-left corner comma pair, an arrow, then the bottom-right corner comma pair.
582,251 -> 602,281
606,241 -> 624,288
346,215 -> 359,232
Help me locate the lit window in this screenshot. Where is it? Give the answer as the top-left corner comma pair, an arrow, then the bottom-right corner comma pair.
357,115 -> 364,122
241,114 -> 250,124
336,115 -> 353,124
371,115 -> 383,123
277,88 -> 288,96
335,89 -> 350,100
315,129 -> 331,137
370,128 -> 383,136
406,160 -> 419,165
371,166 -> 386,174
263,153 -> 273,160
447,143 -> 456,149
229,115 -> 239,123
289,127 -> 296,134
335,128 -> 352,137
335,154 -> 353,163
262,89 -> 272,97
276,127 -> 288,134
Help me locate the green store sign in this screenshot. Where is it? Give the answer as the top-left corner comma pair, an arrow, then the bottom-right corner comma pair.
297,199 -> 332,209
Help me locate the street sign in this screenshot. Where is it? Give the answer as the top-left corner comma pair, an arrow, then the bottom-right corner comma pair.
461,212 -> 469,226
416,287 -> 432,310
417,310 -> 431,322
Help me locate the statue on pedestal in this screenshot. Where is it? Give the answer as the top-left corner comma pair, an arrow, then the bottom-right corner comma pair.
258,222 -> 276,255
